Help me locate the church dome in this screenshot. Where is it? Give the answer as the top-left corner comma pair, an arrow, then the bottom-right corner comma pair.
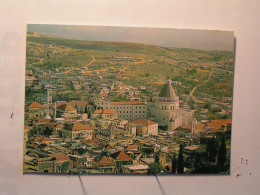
158,77 -> 179,101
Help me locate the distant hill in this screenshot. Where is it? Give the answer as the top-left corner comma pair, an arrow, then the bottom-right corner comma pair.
27,24 -> 234,51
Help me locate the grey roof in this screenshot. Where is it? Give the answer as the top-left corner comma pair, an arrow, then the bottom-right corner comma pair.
158,83 -> 179,100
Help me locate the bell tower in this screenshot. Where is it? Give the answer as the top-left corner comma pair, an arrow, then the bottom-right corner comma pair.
47,88 -> 52,105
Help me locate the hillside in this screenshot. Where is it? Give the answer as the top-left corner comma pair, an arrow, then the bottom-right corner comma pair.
26,34 -> 234,98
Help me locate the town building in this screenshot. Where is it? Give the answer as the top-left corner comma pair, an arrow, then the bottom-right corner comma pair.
93,109 -> 118,120
149,77 -> 195,130
62,122 -> 93,140
94,98 -> 147,121
109,151 -> 133,173
93,156 -> 115,173
129,119 -> 158,136
27,102 -> 46,120
122,164 -> 149,174
110,102 -> 147,121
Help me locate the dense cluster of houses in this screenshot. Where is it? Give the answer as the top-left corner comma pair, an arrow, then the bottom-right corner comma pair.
24,77 -> 231,174
24,41 -> 232,174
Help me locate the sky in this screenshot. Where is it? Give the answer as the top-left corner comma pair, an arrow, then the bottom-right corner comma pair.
27,24 -> 234,51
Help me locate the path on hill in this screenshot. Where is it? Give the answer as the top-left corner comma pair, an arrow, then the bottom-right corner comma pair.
189,70 -> 214,97
86,54 -> 95,68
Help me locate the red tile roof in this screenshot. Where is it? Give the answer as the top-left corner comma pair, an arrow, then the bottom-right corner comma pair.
105,144 -> 114,150
50,152 -> 69,162
110,151 -> 133,161
127,144 -> 138,151
98,156 -> 114,165
33,136 -> 52,142
110,101 -> 146,105
206,119 -> 231,131
45,123 -> 62,129
28,102 -> 45,109
70,123 -> 92,131
24,126 -> 30,131
94,109 -> 117,114
57,104 -> 77,112
130,119 -> 157,126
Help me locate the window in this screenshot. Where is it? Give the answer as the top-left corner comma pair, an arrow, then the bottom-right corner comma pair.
49,101 -> 51,103
49,94 -> 51,96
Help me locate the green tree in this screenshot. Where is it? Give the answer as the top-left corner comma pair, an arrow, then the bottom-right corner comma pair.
171,154 -> 177,174
206,136 -> 217,162
148,162 -> 162,175
204,102 -> 211,110
192,155 -> 201,173
145,73 -> 150,77
177,144 -> 184,174
217,135 -> 226,168
43,126 -> 53,137
155,151 -> 160,163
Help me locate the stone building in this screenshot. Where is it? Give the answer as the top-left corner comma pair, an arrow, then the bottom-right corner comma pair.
62,122 -> 93,140
129,119 -> 158,136
27,102 -> 46,120
149,77 -> 195,130
94,98 -> 147,121
93,109 -> 118,120
109,151 -> 133,173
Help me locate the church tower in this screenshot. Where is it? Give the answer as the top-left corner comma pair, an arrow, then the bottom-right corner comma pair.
149,77 -> 194,131
47,88 -> 52,105
45,88 -> 53,119
155,77 -> 179,110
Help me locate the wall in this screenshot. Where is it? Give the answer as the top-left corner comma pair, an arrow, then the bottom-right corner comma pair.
0,0 -> 260,194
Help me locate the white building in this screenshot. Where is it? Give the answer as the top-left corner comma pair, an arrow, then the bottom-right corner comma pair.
110,102 -> 147,121
149,77 -> 195,130
129,119 -> 158,136
94,98 -> 147,121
